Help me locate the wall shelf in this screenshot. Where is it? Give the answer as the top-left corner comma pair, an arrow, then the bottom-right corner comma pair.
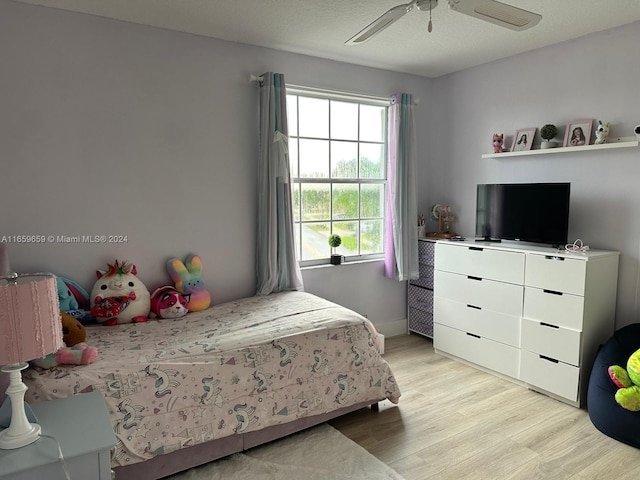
482,136 -> 639,159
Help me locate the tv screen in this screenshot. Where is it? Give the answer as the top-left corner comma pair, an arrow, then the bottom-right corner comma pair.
475,182 -> 570,247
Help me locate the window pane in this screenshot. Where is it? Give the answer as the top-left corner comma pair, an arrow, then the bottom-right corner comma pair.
299,139 -> 329,178
289,138 -> 298,178
360,143 -> 384,179
301,222 -> 329,260
287,95 -> 298,136
333,221 -> 357,256
330,101 -> 358,140
299,97 -> 328,138
360,184 -> 384,218
360,105 -> 385,142
301,183 -> 330,221
292,182 -> 300,222
332,184 -> 359,220
289,91 -> 387,264
360,220 -> 383,254
331,141 -> 357,178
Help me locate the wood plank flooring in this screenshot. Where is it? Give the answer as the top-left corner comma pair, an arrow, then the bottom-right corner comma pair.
329,333 -> 640,479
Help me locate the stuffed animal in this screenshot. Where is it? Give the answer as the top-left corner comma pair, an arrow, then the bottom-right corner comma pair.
594,120 -> 610,145
167,254 -> 211,312
492,133 -> 504,153
56,276 -> 89,311
150,286 -> 190,319
90,260 -> 150,326
608,348 -> 640,411
30,312 -> 98,369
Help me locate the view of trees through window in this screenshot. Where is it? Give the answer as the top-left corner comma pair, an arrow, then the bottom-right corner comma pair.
287,92 -> 387,264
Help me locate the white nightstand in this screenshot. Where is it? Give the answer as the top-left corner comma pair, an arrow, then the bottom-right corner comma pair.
0,391 -> 115,480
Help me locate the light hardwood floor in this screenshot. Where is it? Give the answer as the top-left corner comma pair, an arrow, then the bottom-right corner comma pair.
330,333 -> 640,480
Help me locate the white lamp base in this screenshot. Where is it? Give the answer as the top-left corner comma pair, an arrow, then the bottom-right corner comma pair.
0,363 -> 41,449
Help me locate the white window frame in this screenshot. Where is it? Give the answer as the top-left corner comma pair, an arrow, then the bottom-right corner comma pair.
287,86 -> 389,267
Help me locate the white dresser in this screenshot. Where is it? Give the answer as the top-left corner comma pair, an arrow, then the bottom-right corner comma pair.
433,240 -> 619,407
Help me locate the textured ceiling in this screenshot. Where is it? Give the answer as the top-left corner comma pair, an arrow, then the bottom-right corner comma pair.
13,0 -> 640,78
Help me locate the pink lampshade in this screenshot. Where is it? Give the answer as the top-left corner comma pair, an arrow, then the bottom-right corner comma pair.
0,274 -> 63,365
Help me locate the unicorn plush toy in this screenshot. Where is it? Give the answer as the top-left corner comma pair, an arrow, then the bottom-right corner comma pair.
90,260 -> 150,326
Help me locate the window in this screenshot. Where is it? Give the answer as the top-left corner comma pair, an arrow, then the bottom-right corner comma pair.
287,89 -> 388,265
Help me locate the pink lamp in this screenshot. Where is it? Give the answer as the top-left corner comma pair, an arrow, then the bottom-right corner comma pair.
0,272 -> 62,449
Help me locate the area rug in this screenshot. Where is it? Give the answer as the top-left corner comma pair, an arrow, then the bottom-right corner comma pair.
167,423 -> 404,480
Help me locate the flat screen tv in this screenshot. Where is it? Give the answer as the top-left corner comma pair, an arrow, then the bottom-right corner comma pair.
475,182 -> 570,247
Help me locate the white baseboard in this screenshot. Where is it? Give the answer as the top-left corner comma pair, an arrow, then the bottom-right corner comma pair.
374,318 -> 407,339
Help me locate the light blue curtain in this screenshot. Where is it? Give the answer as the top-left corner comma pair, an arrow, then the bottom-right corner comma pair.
384,93 -> 419,281
256,72 -> 304,295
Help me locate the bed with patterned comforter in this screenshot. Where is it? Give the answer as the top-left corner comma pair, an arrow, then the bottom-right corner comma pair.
23,291 -> 400,477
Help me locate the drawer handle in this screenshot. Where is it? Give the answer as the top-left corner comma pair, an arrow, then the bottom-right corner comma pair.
544,255 -> 565,261
467,275 -> 482,281
543,289 -> 563,296
466,332 -> 481,339
469,247 -> 484,251
539,355 -> 559,363
540,322 -> 560,329
467,304 -> 482,310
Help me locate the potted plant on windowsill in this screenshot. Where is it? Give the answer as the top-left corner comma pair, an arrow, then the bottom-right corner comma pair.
540,124 -> 558,149
328,234 -> 343,265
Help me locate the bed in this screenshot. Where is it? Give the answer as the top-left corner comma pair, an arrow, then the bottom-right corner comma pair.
22,291 -> 401,479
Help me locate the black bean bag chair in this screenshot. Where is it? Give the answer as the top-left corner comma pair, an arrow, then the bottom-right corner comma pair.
587,323 -> 640,448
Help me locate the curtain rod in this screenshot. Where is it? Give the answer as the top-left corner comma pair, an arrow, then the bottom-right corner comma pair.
248,74 -> 419,105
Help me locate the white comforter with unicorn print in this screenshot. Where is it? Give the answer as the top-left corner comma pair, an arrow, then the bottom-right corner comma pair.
24,291 -> 400,468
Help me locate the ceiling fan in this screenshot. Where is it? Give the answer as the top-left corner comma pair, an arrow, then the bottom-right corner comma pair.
345,0 -> 542,45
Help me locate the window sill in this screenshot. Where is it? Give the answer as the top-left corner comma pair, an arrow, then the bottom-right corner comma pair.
301,257 -> 383,271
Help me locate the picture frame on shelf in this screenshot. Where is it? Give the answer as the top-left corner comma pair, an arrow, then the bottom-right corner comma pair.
511,127 -> 536,152
563,119 -> 593,147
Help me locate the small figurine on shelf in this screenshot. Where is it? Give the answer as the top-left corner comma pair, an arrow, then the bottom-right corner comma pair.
594,120 -> 610,144
417,214 -> 426,238
492,133 -> 504,153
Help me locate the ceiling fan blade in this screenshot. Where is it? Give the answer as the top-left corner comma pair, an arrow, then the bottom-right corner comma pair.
448,0 -> 541,31
345,2 -> 414,45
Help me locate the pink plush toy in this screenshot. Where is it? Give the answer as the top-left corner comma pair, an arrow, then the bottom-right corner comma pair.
150,286 -> 190,319
492,133 -> 504,153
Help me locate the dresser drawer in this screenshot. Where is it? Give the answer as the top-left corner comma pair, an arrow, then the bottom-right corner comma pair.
435,270 -> 523,317
435,243 -> 525,284
520,349 -> 579,402
409,308 -> 433,337
523,287 -> 584,331
434,296 -> 520,346
412,264 -> 434,289
525,254 -> 586,295
434,323 -> 519,378
521,318 -> 581,366
418,240 -> 435,266
408,284 -> 433,313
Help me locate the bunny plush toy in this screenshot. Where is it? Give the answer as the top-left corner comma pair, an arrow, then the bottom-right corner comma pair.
167,254 -> 211,312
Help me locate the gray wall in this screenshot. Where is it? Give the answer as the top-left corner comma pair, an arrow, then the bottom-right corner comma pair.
0,0 -> 429,332
3,0 -> 639,332
424,22 -> 640,327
